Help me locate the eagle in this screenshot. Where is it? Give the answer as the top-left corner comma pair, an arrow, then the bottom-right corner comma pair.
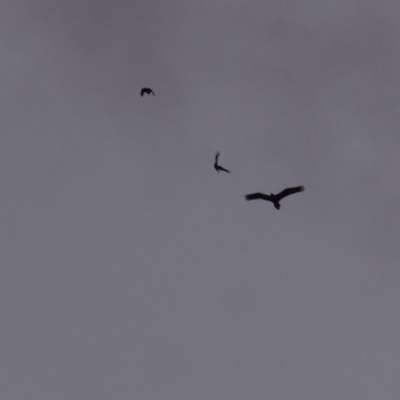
140,87 -> 155,96
245,186 -> 304,210
214,152 -> 230,173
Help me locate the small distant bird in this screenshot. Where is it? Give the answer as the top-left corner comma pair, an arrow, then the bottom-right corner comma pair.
214,152 -> 230,173
245,186 -> 304,210
141,88 -> 155,96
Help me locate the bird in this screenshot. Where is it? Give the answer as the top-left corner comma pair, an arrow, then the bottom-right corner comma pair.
245,186 -> 304,210
214,152 -> 230,173
140,87 -> 155,96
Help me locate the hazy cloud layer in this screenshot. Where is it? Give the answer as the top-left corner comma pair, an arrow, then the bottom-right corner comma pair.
1,1 -> 400,399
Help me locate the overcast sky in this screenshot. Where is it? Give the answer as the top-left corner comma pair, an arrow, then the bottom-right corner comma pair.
1,1 -> 400,399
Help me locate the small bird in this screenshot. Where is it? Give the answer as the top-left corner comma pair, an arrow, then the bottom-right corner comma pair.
245,186 -> 304,210
214,152 -> 230,173
140,87 -> 155,96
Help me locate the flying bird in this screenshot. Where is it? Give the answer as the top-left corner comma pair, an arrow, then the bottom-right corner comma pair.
245,186 -> 304,210
214,152 -> 230,173
140,87 -> 155,96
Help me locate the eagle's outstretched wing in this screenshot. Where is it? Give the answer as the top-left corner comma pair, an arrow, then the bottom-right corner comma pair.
245,193 -> 272,201
215,152 -> 220,163
275,186 -> 304,201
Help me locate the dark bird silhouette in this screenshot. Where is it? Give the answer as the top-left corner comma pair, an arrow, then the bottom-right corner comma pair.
140,88 -> 155,96
245,186 -> 304,210
214,152 -> 230,173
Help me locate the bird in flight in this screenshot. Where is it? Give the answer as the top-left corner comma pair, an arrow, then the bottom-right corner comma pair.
140,87 -> 155,96
245,186 -> 304,210
214,152 -> 230,173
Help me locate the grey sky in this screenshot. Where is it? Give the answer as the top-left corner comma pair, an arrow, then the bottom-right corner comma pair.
1,1 -> 400,399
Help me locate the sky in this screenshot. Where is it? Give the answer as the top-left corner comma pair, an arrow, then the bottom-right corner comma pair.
1,1 -> 400,399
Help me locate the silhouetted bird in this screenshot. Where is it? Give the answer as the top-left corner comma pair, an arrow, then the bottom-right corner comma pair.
214,152 -> 230,173
141,88 -> 155,96
245,186 -> 304,210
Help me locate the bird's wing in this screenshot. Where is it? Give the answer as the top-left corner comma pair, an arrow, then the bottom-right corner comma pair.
150,89 -> 155,95
140,88 -> 145,96
275,186 -> 304,201
245,193 -> 272,201
215,152 -> 220,163
219,166 -> 230,173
